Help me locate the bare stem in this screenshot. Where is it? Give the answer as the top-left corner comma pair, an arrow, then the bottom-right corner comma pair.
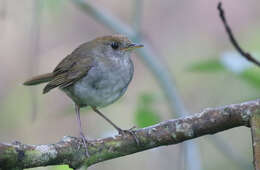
217,2 -> 260,67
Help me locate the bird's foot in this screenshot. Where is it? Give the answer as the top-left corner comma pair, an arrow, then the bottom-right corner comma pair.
117,126 -> 140,146
79,132 -> 90,157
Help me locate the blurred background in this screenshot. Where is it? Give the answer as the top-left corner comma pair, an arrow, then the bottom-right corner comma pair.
0,0 -> 260,169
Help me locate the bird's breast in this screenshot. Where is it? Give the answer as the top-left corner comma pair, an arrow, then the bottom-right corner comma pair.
65,57 -> 134,107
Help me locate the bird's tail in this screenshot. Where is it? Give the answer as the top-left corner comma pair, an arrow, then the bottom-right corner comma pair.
23,73 -> 54,86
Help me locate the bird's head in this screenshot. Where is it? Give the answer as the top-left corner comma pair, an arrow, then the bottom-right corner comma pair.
88,35 -> 143,58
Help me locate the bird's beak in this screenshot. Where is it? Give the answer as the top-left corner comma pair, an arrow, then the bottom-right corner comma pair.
120,43 -> 144,51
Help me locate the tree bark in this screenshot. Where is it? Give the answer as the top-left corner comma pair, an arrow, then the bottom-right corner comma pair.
0,100 -> 259,169
251,110 -> 260,170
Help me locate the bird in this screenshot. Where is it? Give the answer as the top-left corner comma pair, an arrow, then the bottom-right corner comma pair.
23,35 -> 143,156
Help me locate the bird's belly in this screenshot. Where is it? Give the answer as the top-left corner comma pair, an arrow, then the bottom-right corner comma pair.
64,65 -> 133,107
73,77 -> 127,107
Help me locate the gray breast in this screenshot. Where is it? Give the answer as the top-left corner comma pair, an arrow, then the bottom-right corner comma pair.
64,57 -> 134,107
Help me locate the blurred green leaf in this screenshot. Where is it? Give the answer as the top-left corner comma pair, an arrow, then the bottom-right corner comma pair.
239,68 -> 260,89
52,165 -> 72,170
189,55 -> 260,90
188,59 -> 226,72
135,93 -> 161,128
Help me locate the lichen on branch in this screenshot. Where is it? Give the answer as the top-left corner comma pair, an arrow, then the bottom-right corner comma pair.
0,100 -> 259,169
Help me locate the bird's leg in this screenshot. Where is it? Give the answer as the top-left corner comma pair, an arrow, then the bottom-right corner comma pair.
91,106 -> 140,145
75,104 -> 89,157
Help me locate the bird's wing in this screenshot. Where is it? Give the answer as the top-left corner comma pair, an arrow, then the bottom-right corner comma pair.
43,54 -> 93,94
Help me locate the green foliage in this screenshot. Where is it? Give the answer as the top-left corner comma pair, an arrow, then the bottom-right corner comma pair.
188,59 -> 226,72
52,165 -> 72,170
135,93 -> 161,128
239,68 -> 260,89
188,52 -> 260,91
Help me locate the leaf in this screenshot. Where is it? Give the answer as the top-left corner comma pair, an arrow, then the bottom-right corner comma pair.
135,93 -> 161,128
52,165 -> 72,170
239,68 -> 260,89
188,59 -> 226,72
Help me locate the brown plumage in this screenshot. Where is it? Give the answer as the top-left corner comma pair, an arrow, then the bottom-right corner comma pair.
24,49 -> 94,94
43,54 -> 93,94
23,73 -> 54,86
23,35 -> 133,94
23,35 -> 143,157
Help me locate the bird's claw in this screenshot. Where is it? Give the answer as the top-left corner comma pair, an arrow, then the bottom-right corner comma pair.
79,132 -> 90,157
118,127 -> 140,146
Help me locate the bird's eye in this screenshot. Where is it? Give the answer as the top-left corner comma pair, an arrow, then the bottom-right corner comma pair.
111,42 -> 119,50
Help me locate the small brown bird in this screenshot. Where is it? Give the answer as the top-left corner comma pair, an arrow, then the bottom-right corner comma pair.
23,35 -> 143,156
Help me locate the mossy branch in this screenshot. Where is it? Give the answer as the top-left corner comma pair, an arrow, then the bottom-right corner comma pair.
0,100 -> 259,169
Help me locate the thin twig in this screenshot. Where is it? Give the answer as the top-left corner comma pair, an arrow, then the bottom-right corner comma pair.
0,100 -> 258,169
217,2 -> 260,67
217,2 -> 260,169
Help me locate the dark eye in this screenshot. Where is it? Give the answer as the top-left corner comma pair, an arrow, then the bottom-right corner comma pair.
111,42 -> 119,50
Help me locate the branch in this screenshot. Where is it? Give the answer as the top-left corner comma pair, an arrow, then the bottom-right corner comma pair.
251,110 -> 260,170
218,3 -> 260,169
217,2 -> 260,67
0,100 -> 259,169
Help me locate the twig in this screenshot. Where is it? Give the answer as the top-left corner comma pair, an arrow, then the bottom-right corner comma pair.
217,2 -> 260,169
251,110 -> 260,170
217,2 -> 260,67
0,100 -> 258,169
